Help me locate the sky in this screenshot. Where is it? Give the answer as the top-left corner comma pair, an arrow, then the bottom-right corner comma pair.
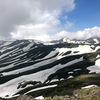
0,0 -> 100,41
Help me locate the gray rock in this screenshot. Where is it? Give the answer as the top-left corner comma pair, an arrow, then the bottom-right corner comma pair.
16,95 -> 35,100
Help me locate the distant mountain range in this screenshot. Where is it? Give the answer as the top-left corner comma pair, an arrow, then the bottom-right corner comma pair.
51,36 -> 100,44
0,37 -> 100,99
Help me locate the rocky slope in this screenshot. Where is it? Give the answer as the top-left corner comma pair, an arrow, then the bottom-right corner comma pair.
0,37 -> 100,99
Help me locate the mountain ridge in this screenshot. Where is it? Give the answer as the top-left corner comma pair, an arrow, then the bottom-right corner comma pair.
0,37 -> 100,98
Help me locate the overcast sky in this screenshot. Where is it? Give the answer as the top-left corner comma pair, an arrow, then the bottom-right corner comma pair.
0,0 -> 100,41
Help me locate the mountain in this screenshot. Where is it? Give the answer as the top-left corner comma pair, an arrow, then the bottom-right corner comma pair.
0,38 -> 100,99
50,38 -> 71,43
51,36 -> 100,44
86,36 -> 100,44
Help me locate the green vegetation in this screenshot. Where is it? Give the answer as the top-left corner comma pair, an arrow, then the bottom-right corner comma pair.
44,86 -> 100,100
8,85 -> 100,100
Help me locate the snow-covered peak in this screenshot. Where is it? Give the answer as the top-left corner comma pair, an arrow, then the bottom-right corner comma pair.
63,38 -> 71,43
86,36 -> 100,44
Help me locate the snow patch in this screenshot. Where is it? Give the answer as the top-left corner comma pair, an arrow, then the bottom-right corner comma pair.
81,85 -> 97,89
95,58 -> 100,67
96,55 -> 100,59
35,96 -> 44,100
87,57 -> 100,73
67,76 -> 73,79
95,46 -> 100,51
87,65 -> 100,73
57,45 -> 94,59
94,39 -> 99,44
25,84 -> 57,94
23,43 -> 34,52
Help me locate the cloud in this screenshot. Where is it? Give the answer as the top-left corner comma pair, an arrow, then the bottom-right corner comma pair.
11,24 -> 51,41
0,0 -> 75,39
1,0 -> 99,42
12,26 -> 100,41
0,0 -> 31,38
56,26 -> 100,40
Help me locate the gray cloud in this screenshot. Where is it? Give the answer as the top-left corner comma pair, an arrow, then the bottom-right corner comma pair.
0,0 -> 75,39
0,0 -> 32,38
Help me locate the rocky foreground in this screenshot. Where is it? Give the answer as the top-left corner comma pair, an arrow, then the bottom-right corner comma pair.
19,86 -> 100,100
1,86 -> 99,100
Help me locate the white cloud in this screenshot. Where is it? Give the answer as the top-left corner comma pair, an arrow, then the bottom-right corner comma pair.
56,26 -> 100,40
11,25 -> 100,41
1,0 -> 99,42
11,24 -> 51,41
0,0 -> 75,40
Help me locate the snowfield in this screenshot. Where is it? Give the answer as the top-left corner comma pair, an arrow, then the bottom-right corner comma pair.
0,39 -> 100,98
57,45 -> 96,59
0,57 -> 83,98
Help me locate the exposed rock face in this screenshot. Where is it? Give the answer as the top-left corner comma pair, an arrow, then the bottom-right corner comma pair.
16,95 -> 35,100
17,81 -> 42,89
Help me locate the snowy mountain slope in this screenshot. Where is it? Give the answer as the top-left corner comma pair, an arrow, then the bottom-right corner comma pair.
51,36 -> 100,44
86,36 -> 100,44
0,38 -> 100,98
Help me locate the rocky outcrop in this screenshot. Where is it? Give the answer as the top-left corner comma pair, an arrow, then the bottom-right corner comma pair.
16,95 -> 35,100
17,81 -> 42,89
